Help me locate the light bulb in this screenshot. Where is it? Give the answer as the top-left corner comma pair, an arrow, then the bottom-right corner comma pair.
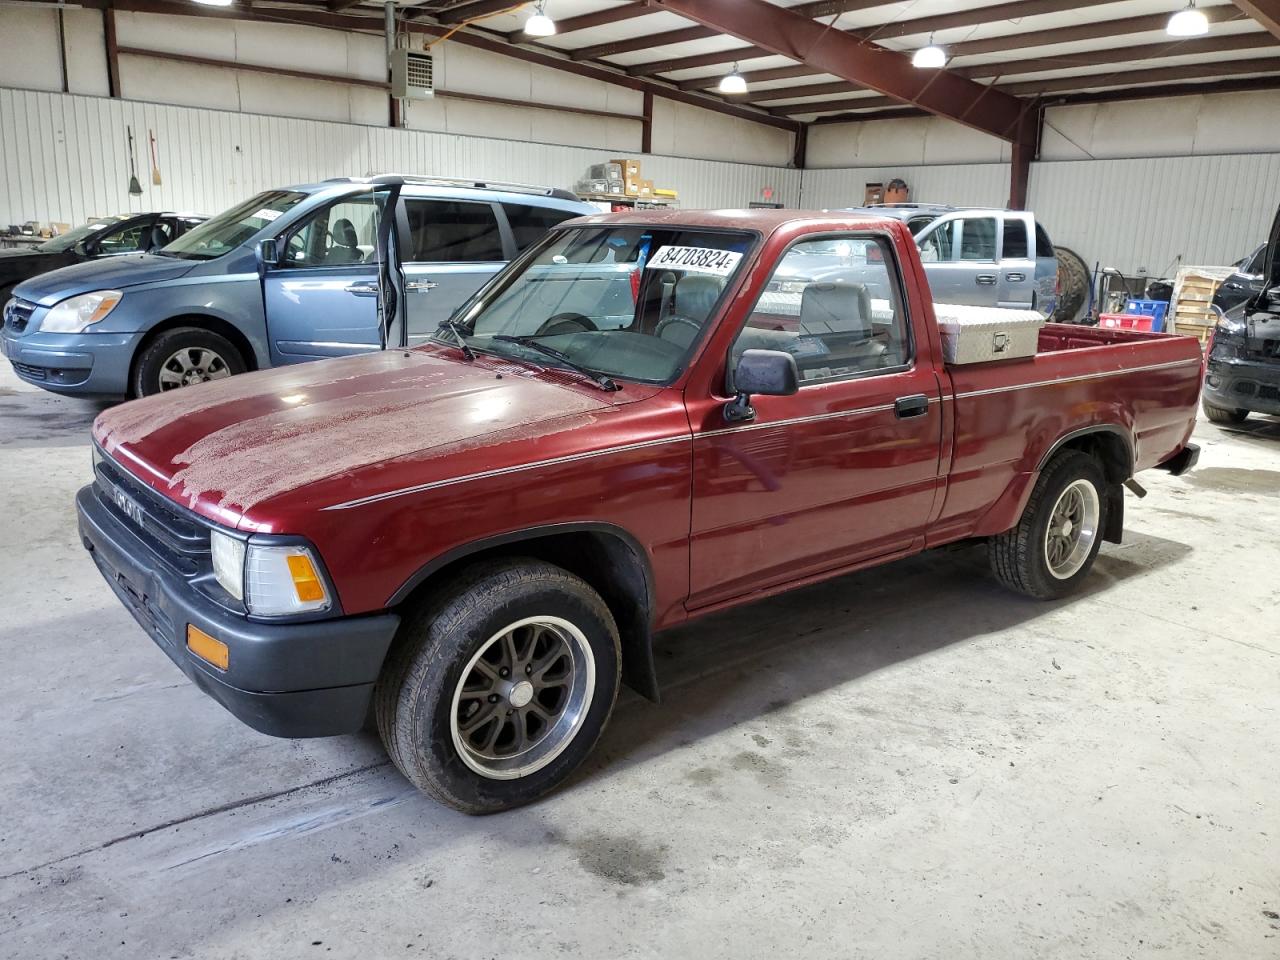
1167,4 -> 1209,36
524,6 -> 556,37
719,65 -> 747,94
912,44 -> 946,69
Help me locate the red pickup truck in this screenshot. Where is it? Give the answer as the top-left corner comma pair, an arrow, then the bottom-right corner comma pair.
78,209 -> 1202,813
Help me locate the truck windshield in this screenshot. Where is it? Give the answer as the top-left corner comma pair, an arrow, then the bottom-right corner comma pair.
159,191 -> 307,260
442,225 -> 754,385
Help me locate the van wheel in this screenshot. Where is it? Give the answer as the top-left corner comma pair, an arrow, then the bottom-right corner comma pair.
1203,402 -> 1248,425
989,450 -> 1108,600
132,327 -> 246,397
375,558 -> 620,814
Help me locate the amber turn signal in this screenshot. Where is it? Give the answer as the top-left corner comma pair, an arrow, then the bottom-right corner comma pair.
186,624 -> 229,671
285,553 -> 326,603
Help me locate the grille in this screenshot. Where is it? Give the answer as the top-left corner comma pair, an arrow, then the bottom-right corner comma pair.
4,297 -> 35,333
94,450 -> 212,577
11,361 -> 46,380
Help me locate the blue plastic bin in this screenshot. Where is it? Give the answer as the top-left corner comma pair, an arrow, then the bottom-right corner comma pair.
1123,299 -> 1168,332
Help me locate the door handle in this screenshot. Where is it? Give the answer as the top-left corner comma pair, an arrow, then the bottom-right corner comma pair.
344,280 -> 379,297
894,394 -> 930,419
976,274 -> 997,285
1005,272 -> 1025,282
405,280 -> 438,292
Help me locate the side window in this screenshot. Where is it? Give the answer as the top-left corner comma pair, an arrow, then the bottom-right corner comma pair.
96,221 -> 151,255
732,235 -> 910,386
957,217 -> 998,261
1002,218 -> 1029,260
178,217 -> 204,237
282,195 -> 380,268
503,203 -> 579,252
405,200 -> 505,262
1034,223 -> 1054,259
917,222 -> 954,262
1243,246 -> 1267,276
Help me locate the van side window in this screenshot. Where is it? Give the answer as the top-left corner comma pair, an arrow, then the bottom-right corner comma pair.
283,195 -> 380,267
731,235 -> 910,386
1002,218 -> 1029,260
405,200 -> 505,262
958,217 -> 998,261
503,203 -> 579,252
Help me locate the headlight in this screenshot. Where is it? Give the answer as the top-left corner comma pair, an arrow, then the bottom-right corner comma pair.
41,290 -> 123,333
211,529 -> 332,616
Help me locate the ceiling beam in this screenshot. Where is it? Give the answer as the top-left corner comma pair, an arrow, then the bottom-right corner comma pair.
767,94 -> 898,115
998,56 -> 1280,95
568,0 -> 887,62
648,0 -> 1035,141
958,33 -> 1279,80
436,0 -> 525,23
504,1 -> 651,42
672,1 -> 1249,90
746,79 -> 862,102
1046,73 -> 1280,104
1232,0 -> 1280,40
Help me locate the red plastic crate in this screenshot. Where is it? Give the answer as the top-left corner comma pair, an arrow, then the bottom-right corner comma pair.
1098,313 -> 1155,331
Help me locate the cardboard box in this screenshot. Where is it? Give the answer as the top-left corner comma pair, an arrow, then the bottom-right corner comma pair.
624,177 -> 641,197
588,162 -> 623,181
638,179 -> 654,198
612,158 -> 642,179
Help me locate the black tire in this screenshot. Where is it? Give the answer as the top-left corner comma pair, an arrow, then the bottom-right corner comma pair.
1203,401 -> 1248,425
131,326 -> 246,398
1053,246 -> 1090,324
374,558 -> 621,814
989,450 -> 1109,600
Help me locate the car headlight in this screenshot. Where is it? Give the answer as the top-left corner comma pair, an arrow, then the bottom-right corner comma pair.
210,529 -> 332,616
41,290 -> 123,333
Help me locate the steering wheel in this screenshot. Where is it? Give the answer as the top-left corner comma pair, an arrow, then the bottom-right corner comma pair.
654,315 -> 703,346
534,312 -> 597,336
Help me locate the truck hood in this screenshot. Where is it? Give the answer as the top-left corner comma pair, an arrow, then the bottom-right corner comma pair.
14,254 -> 196,305
93,348 -> 637,529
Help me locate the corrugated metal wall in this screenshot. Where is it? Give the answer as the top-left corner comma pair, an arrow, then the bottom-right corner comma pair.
800,163 -> 1012,210
0,87 -> 802,226
1027,153 -> 1280,275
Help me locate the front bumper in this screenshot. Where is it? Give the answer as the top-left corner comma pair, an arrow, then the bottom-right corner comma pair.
1,328 -> 139,397
77,484 -> 400,737
1205,356 -> 1280,416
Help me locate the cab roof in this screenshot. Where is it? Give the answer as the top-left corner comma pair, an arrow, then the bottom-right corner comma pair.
567,208 -> 906,234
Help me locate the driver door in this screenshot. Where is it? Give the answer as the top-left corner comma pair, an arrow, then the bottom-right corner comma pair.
262,189 -> 389,363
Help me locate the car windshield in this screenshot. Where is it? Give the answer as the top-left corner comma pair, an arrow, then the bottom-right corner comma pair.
158,191 -> 307,260
36,218 -> 122,253
441,225 -> 755,385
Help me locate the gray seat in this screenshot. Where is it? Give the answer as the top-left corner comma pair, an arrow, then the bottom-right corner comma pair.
656,274 -> 724,348
148,224 -> 170,251
798,281 -> 872,336
327,218 -> 363,264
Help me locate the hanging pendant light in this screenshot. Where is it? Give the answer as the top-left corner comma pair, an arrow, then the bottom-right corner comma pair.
719,63 -> 747,94
912,35 -> 947,69
525,1 -> 556,37
1166,1 -> 1209,36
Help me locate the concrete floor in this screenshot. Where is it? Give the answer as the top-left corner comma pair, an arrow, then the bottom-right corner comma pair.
0,361 -> 1277,960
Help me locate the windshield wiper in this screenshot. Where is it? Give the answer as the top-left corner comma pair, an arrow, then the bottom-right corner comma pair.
437,319 -> 475,360
490,335 -> 620,392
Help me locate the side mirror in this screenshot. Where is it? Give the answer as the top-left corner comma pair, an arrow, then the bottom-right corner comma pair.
257,238 -> 279,269
724,349 -> 799,423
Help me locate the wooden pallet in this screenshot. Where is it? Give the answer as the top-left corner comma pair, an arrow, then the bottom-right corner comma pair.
1169,266 -> 1234,343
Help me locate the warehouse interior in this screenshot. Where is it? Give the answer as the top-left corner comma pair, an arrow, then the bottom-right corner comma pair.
1,0 -> 1278,957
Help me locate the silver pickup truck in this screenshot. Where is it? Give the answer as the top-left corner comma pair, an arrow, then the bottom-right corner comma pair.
833,203 -> 1060,316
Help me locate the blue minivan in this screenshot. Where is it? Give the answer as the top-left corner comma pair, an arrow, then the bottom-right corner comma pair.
1,176 -> 595,397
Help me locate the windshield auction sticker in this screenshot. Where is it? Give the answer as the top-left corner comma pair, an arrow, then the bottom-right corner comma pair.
646,245 -> 743,277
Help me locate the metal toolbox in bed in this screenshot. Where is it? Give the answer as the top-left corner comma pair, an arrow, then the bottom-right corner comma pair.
936,303 -> 1047,364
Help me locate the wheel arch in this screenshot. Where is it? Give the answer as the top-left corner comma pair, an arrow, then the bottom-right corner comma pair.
1037,425 -> 1133,544
129,314 -> 261,390
387,523 -> 661,703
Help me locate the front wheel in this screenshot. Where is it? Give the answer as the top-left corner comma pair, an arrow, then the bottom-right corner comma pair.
989,450 -> 1109,600
131,327 -> 246,398
374,558 -> 620,814
1203,401 -> 1248,425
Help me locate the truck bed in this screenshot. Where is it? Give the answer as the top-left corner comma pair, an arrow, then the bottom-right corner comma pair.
928,322 -> 1204,546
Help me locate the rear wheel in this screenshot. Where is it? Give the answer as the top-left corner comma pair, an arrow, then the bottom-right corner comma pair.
1203,401 -> 1248,425
989,450 -> 1108,600
132,326 -> 246,398
374,558 -> 620,814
